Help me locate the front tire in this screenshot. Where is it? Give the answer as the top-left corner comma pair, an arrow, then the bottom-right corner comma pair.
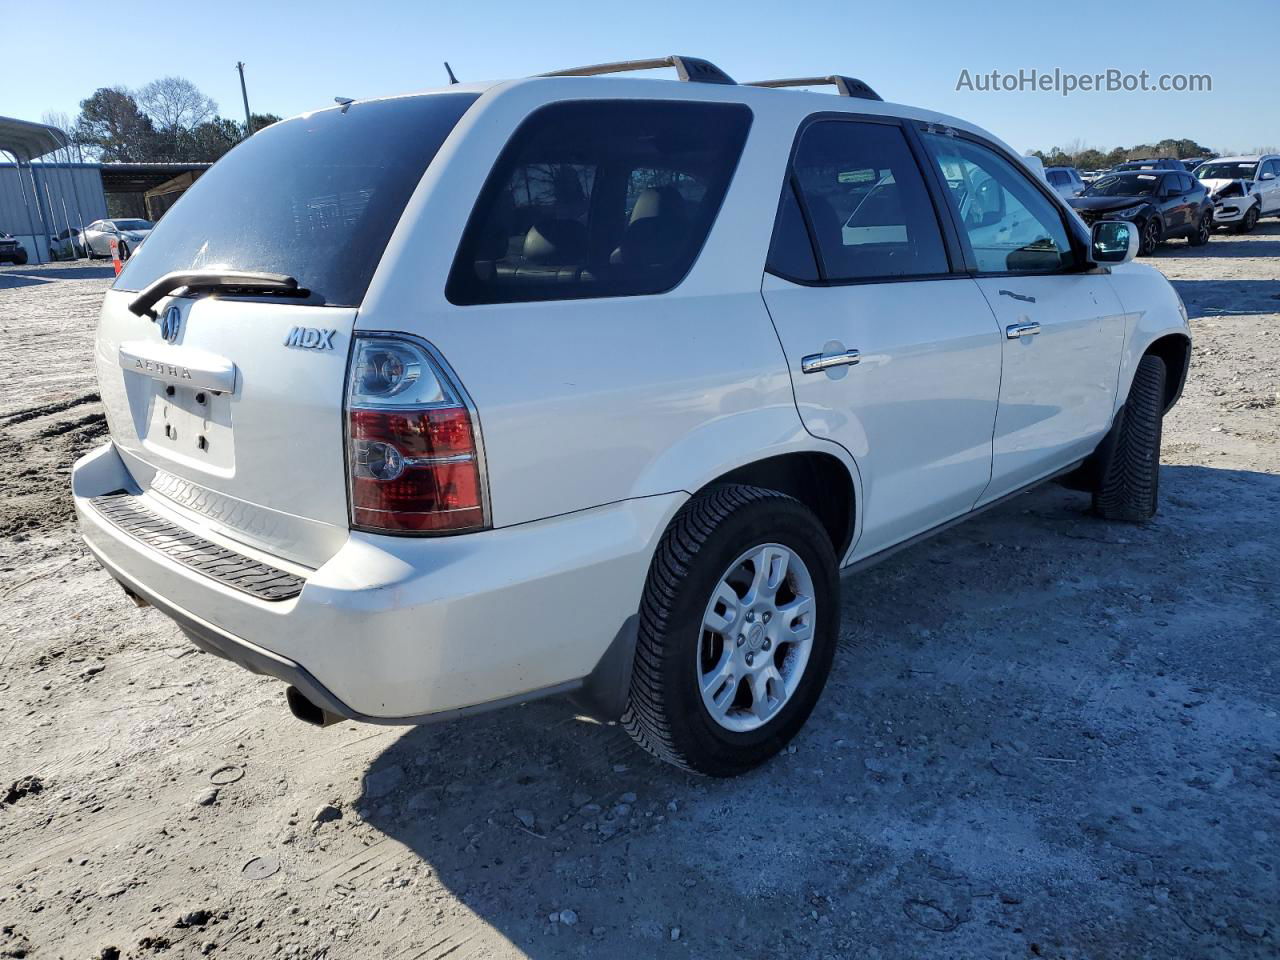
1138,217 -> 1161,256
1236,205 -> 1259,233
1092,354 -> 1167,522
622,485 -> 839,776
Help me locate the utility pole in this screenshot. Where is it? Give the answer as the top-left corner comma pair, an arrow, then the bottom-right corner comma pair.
236,61 -> 253,138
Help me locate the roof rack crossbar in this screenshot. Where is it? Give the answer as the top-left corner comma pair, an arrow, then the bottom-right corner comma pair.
539,56 -> 735,85
746,75 -> 883,102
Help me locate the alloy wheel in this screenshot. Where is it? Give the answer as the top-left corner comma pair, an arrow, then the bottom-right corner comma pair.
1142,220 -> 1160,255
697,542 -> 816,733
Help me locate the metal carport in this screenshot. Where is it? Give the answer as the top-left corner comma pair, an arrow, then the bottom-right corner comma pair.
0,115 -> 91,265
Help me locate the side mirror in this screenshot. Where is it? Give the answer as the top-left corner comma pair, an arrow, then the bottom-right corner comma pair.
1261,172 -> 1276,181
1091,220 -> 1138,265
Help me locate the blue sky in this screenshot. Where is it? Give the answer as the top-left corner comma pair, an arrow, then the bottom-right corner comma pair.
7,0 -> 1272,155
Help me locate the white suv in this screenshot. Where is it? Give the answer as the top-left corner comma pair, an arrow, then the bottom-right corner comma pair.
1194,155 -> 1280,233
73,58 -> 1191,776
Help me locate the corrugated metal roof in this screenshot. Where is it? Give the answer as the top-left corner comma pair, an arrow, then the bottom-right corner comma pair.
0,115 -> 68,161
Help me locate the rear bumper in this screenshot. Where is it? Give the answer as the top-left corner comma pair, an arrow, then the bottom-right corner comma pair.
73,442 -> 680,721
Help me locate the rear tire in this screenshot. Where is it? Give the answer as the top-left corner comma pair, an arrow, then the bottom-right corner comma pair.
622,485 -> 839,777
1187,211 -> 1212,246
1092,354 -> 1167,522
13,250 -> 27,266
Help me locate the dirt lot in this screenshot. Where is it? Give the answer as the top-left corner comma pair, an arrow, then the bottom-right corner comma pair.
1,232 -> 1277,960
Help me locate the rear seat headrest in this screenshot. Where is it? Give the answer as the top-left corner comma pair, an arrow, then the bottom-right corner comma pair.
629,186 -> 688,224
523,219 -> 588,264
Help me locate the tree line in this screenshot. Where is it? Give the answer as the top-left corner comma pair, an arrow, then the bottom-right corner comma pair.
47,76 -> 281,164
1029,137 -> 1264,171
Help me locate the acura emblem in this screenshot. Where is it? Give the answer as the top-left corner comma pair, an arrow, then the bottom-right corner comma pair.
158,304 -> 182,344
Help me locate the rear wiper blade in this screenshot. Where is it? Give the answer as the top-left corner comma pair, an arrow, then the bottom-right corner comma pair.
128,270 -> 310,318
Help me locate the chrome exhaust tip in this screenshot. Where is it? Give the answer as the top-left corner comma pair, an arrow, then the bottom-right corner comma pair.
286,686 -> 345,727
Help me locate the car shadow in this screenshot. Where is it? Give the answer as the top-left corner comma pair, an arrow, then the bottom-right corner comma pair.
0,265 -> 117,285
1168,278 -> 1280,318
351,463 -> 1280,957
1148,219 -> 1280,260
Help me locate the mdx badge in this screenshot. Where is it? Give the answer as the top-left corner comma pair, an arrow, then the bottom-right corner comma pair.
284,327 -> 337,350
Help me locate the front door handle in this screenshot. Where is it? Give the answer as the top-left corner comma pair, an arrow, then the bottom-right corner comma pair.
1005,322 -> 1041,339
801,349 -> 861,374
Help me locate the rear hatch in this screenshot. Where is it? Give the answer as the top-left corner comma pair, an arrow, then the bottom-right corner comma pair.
98,92 -> 478,568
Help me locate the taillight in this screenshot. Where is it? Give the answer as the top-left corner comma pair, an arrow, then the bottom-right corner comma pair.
345,335 -> 487,534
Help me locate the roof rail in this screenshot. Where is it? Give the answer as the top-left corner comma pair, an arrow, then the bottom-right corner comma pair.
746,75 -> 882,102
539,56 -> 735,85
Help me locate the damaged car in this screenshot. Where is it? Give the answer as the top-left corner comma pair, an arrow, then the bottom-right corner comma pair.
1069,170 -> 1213,255
1193,155 -> 1280,233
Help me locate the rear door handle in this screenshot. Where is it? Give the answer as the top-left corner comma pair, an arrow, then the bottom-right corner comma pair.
801,349 -> 861,374
1005,322 -> 1041,339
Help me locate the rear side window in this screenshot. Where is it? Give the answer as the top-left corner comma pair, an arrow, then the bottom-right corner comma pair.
446,100 -> 751,305
766,182 -> 820,281
789,120 -> 950,281
114,93 -> 478,306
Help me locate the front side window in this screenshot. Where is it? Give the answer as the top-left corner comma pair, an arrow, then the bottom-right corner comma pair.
446,101 -> 751,305
786,120 -> 949,281
923,133 -> 1078,274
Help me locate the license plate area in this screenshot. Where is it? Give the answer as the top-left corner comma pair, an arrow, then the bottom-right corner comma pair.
141,382 -> 235,474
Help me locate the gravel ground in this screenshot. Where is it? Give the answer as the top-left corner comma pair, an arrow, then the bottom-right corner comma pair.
0,232 -> 1277,960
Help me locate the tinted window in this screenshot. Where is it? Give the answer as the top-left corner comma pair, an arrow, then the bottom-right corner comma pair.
790,120 -> 949,281
1047,171 -> 1069,186
924,134 -> 1078,274
766,182 -> 819,281
446,101 -> 751,305
115,93 -> 478,306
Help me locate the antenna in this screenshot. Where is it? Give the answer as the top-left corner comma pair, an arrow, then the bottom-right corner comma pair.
444,62 -> 459,85
334,96 -> 354,114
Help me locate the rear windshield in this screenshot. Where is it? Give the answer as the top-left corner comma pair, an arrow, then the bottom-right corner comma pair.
114,93 -> 478,306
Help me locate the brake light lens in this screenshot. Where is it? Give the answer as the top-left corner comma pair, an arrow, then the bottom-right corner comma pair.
345,336 -> 487,534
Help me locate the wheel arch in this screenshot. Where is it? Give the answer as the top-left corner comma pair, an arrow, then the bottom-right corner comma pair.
697,451 -> 859,560
1144,333 -> 1191,412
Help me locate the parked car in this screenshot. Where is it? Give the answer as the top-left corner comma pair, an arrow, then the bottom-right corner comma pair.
0,232 -> 27,264
1193,155 -> 1280,233
50,227 -> 86,260
72,59 -> 1191,776
1070,170 -> 1213,255
83,218 -> 153,260
1045,166 -> 1086,198
1111,157 -> 1185,172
